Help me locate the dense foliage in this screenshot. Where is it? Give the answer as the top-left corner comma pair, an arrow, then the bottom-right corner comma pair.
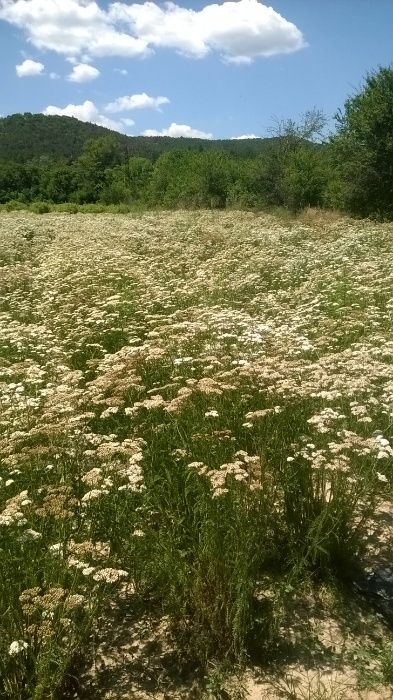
2,66 -> 393,218
330,66 -> 393,218
0,113 -> 275,163
0,127 -> 327,212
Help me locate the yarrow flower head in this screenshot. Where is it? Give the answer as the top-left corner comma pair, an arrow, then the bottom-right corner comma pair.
9,640 -> 28,656
92,568 -> 128,583
132,528 -> 145,537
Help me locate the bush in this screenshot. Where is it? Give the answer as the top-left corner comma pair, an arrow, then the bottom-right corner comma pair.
106,203 -> 132,214
76,203 -> 106,213
4,200 -> 27,212
30,202 -> 51,214
54,203 -> 79,214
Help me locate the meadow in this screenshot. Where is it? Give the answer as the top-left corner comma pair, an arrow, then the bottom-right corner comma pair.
1,209 -> 393,699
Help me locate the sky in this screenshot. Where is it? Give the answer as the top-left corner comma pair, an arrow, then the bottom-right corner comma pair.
0,0 -> 393,140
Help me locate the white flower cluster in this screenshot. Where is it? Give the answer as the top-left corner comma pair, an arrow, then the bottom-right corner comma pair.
374,433 -> 393,460
9,640 -> 28,656
92,568 -> 128,583
307,408 -> 346,434
0,491 -> 31,527
188,456 -> 254,498
118,454 -> 145,493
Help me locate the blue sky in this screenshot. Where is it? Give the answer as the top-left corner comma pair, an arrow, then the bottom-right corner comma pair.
0,0 -> 393,140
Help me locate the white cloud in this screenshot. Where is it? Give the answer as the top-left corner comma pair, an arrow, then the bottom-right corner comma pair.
0,0 -> 305,64
0,0 -> 149,59
231,134 -> 258,139
49,71 -> 60,80
142,123 -> 213,139
115,68 -> 128,75
109,0 -> 306,63
67,63 -> 100,82
105,93 -> 170,113
16,59 -> 44,77
43,100 -> 129,132
121,118 -> 136,126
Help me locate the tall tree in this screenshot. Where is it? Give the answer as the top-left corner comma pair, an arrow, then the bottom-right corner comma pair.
75,136 -> 123,202
330,66 -> 393,218
254,108 -> 328,210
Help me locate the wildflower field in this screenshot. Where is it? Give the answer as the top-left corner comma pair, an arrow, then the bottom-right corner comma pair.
1,210 -> 393,699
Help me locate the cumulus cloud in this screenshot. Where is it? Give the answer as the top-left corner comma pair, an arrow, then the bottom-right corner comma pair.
110,0 -> 306,62
0,0 -> 305,64
142,123 -> 213,139
43,100 -> 129,132
121,118 -> 136,126
16,59 -> 44,77
68,63 -> 100,82
105,93 -> 170,112
114,68 -> 128,75
0,0 -> 149,58
231,133 -> 259,139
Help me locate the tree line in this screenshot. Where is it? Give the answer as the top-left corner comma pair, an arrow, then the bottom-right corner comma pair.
0,125 -> 326,212
0,113 -> 274,163
1,66 -> 393,219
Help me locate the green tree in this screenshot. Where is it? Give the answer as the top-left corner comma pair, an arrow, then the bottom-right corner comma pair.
0,162 -> 40,203
330,66 -> 393,218
147,150 -> 239,209
124,157 -> 153,201
100,157 -> 154,205
43,165 -> 76,203
75,137 -> 123,202
237,109 -> 327,212
197,151 -> 237,208
281,146 -> 328,212
147,152 -> 196,207
267,109 -> 328,211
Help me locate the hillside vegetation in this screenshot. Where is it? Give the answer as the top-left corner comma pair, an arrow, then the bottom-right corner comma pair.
0,114 -> 324,212
2,65 -> 393,219
1,210 -> 393,698
0,113 -> 274,163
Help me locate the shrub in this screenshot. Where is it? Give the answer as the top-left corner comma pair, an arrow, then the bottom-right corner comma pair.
30,202 -> 51,214
54,203 -> 79,214
4,199 -> 26,212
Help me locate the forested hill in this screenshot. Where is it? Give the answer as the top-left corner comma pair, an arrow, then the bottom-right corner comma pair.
0,113 -> 274,163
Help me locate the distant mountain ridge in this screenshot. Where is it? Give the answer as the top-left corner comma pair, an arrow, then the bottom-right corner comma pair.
0,113 -> 275,163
